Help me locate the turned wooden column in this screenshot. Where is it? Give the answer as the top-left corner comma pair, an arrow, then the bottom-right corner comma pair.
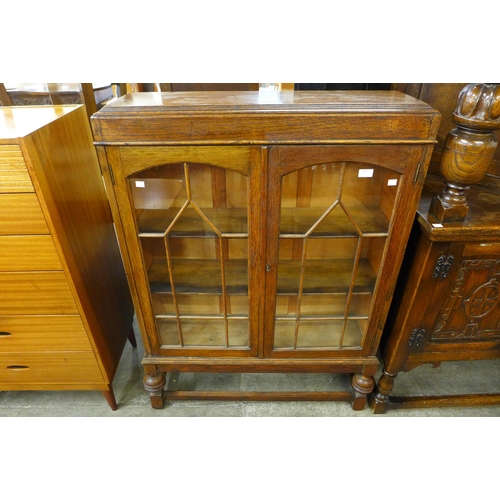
429,83 -> 500,222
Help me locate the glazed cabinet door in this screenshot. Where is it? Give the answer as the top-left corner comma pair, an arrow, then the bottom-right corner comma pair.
264,145 -> 424,358
109,146 -> 264,357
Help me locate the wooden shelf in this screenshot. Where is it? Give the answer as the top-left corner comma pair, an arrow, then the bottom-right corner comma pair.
278,259 -> 376,294
137,206 -> 389,238
148,257 -> 376,295
137,208 -> 247,237
149,258 -> 247,294
280,207 -> 389,237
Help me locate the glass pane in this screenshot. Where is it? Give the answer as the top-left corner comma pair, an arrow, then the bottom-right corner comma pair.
344,320 -> 366,347
158,319 -> 226,346
274,320 -> 296,348
273,319 -> 364,349
130,164 -> 186,235
341,164 -> 400,234
158,319 -> 250,348
130,162 -> 250,350
228,319 -> 249,347
296,320 -> 358,348
348,294 -> 373,317
157,319 -> 182,346
300,295 -> 347,316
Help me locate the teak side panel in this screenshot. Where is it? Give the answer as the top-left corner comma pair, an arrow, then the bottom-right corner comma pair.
21,106 -> 134,379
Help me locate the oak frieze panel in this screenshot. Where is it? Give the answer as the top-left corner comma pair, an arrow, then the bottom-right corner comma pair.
432,258 -> 500,341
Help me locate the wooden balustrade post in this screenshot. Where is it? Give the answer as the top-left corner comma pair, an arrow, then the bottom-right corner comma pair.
429,83 -> 500,222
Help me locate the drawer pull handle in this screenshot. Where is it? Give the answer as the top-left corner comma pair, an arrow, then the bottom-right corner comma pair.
7,365 -> 30,371
0,331 -> 12,337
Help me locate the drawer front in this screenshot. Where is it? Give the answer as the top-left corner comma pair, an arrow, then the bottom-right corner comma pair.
0,352 -> 104,384
0,193 -> 49,235
0,145 -> 34,193
0,315 -> 91,352
0,272 -> 78,315
463,242 -> 500,257
0,235 -> 62,271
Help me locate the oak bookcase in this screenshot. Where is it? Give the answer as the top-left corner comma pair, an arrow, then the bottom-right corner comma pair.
91,91 -> 439,409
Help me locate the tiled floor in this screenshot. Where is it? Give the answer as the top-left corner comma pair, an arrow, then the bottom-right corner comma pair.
2,325 -> 500,417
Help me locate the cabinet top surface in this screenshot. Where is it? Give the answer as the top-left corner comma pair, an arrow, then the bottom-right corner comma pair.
0,105 -> 79,140
417,174 -> 500,240
96,90 -> 435,114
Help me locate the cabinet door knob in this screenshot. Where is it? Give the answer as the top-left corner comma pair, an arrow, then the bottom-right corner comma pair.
266,264 -> 271,272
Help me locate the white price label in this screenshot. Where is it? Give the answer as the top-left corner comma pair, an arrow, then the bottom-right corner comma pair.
358,169 -> 374,178
135,181 -> 146,188
387,179 -> 398,186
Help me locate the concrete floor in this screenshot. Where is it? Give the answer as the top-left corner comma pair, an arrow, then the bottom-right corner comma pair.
2,324 -> 500,417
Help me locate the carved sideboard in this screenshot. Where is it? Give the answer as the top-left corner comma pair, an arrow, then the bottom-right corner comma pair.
371,83 -> 500,412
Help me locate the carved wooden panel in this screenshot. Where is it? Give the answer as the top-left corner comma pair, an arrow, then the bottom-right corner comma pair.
10,92 -> 82,106
432,258 -> 500,341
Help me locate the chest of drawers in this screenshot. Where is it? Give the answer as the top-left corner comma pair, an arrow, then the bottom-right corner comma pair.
0,105 -> 134,409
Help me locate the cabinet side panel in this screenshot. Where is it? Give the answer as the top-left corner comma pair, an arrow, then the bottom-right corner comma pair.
21,106 -> 134,380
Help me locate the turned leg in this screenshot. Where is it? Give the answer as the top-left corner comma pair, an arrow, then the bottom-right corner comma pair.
143,368 -> 166,409
370,369 -> 397,414
127,326 -> 137,348
101,385 -> 118,411
351,371 -> 376,411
